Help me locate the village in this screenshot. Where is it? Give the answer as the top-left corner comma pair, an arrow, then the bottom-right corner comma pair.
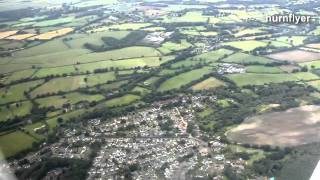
4,95 -> 253,179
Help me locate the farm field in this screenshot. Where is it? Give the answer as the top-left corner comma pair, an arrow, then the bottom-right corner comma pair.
30,72 -> 115,97
191,77 -> 225,90
0,80 -> 44,104
245,65 -> 283,73
226,73 -> 297,87
158,66 -> 213,91
105,94 -> 141,107
1,0 -> 320,178
221,53 -> 273,65
267,50 -> 320,62
227,105 -> 320,147
222,40 -> 268,51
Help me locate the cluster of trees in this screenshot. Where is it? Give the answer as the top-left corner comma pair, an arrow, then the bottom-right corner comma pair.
84,31 -> 147,52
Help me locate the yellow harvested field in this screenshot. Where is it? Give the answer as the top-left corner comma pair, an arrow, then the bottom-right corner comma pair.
0,31 -> 17,39
306,43 -> 320,49
192,77 -> 225,90
5,33 -> 36,40
29,28 -> 74,40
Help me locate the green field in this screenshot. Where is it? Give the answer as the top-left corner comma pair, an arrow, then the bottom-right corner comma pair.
158,40 -> 192,54
30,72 -> 115,97
0,101 -> 33,122
158,66 -> 213,91
245,65 -> 283,73
36,92 -> 104,109
0,80 -> 44,104
222,52 -> 273,65
226,73 -> 297,87
33,17 -> 74,27
171,48 -> 233,68
105,94 -> 141,107
223,40 -> 268,51
0,130 -> 39,158
107,23 -> 152,30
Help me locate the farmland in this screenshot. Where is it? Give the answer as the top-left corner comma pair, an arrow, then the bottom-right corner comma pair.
1,0 -> 320,179
227,105 -> 320,147
267,50 -> 320,62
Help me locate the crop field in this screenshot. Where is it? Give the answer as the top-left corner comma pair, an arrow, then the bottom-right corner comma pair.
226,73 -> 297,87
267,50 -> 320,62
222,40 -> 268,51
0,30 -> 17,39
191,77 -> 225,90
222,52 -> 273,65
158,66 -> 213,91
227,105 -> 320,147
245,65 -> 283,73
306,43 -> 320,49
105,94 -> 141,107
5,33 -> 35,40
29,28 -> 74,40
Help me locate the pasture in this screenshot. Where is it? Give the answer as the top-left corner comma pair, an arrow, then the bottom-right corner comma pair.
245,65 -> 283,73
223,40 -> 268,51
222,52 -> 273,65
105,94 -> 141,107
158,66 -> 213,91
226,73 -> 297,87
227,105 -> 320,147
30,72 -> 115,97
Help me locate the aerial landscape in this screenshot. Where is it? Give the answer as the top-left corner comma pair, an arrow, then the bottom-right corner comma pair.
0,0 -> 320,179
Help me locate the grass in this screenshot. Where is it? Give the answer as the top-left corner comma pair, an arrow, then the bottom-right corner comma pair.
158,40 -> 192,55
105,94 -> 141,107
292,72 -> 319,81
35,92 -> 104,108
5,69 -> 36,84
0,101 -> 33,122
33,17 -> 74,27
30,72 -> 115,97
274,36 -> 308,46
223,40 -> 268,51
0,80 -> 44,104
171,48 -> 233,68
0,130 -> 38,159
234,28 -> 265,37
158,66 -> 213,91
191,77 -> 225,90
198,108 -> 214,118
131,86 -> 151,96
307,80 -> 320,90
107,23 -> 152,30
299,60 -> 320,69
226,73 -> 297,87
221,52 -> 273,65
245,65 -> 283,73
